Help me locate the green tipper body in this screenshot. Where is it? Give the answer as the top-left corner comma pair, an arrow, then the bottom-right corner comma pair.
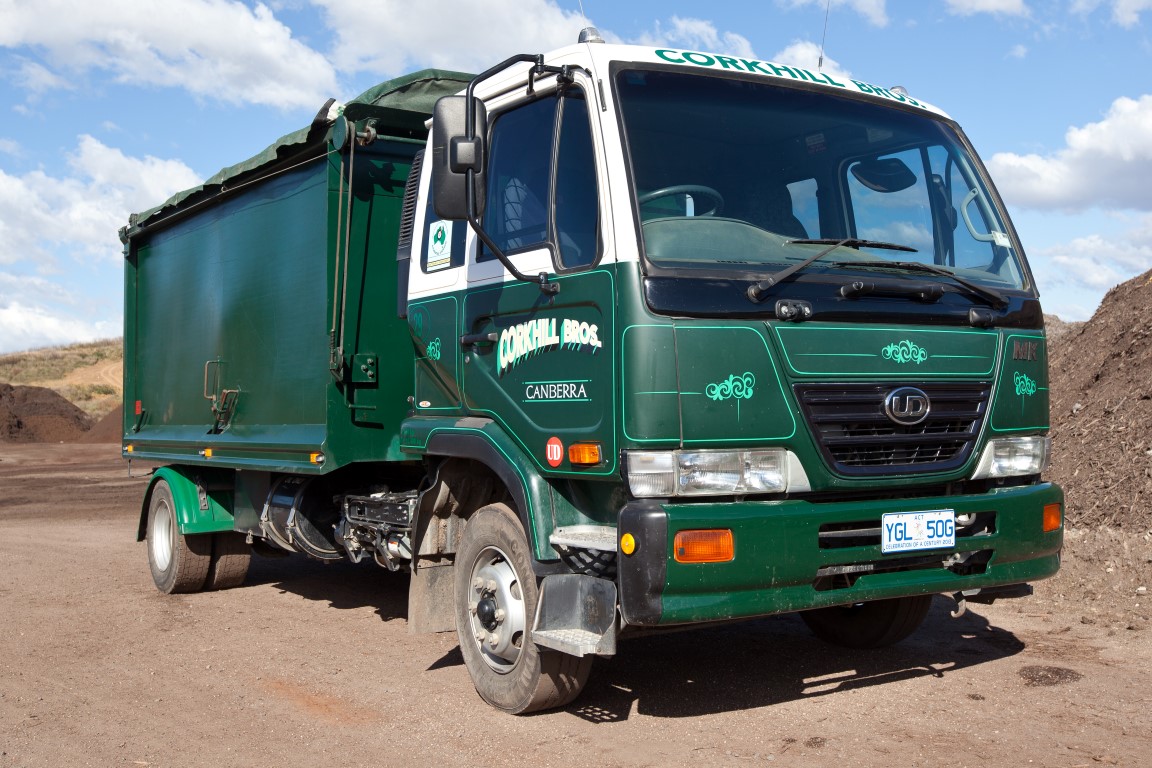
122,71 -> 473,474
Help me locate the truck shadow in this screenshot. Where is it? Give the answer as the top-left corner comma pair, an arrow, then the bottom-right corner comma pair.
245,557 -> 1024,720
565,598 -> 1023,722
246,553 -> 411,622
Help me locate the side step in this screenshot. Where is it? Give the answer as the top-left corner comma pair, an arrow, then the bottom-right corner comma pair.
531,573 -> 617,657
549,525 -> 617,552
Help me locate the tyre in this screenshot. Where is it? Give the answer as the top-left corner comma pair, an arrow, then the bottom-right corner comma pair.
800,594 -> 934,648
205,532 -> 251,590
146,480 -> 211,594
455,503 -> 592,714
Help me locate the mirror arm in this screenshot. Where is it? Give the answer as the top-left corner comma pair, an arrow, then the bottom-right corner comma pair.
463,206 -> 560,295
459,54 -> 562,296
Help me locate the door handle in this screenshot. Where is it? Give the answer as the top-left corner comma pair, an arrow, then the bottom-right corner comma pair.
460,332 -> 498,347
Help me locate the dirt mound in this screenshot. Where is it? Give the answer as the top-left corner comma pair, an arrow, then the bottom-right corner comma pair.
79,404 -> 123,443
1044,313 -> 1084,343
0,384 -> 92,443
1048,270 -> 1152,531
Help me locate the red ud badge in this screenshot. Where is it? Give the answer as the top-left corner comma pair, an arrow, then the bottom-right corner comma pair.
545,437 -> 564,468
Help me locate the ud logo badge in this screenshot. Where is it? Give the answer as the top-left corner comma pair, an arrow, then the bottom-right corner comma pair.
884,386 -> 931,426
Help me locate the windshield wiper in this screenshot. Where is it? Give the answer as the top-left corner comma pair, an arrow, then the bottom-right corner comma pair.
833,260 -> 1010,309
746,238 -> 916,303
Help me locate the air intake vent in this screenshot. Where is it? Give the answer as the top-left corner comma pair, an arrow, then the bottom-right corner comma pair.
795,382 -> 991,476
397,149 -> 424,252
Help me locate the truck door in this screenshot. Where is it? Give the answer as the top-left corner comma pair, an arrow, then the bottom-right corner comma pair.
460,77 -> 615,476
407,154 -> 467,414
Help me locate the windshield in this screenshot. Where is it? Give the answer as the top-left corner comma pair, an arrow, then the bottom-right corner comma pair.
615,68 -> 1028,292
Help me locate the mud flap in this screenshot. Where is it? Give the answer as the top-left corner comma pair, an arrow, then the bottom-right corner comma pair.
408,559 -> 455,634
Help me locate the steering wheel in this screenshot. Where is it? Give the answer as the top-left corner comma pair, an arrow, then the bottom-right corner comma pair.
637,184 -> 724,216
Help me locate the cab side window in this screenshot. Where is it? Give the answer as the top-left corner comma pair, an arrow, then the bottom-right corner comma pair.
554,92 -> 598,268
483,98 -> 555,258
481,88 -> 600,269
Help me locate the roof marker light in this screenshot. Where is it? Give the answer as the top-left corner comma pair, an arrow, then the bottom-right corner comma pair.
579,27 -> 605,44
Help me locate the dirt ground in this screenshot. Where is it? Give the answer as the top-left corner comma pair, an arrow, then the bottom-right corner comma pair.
1,444 -> 1149,768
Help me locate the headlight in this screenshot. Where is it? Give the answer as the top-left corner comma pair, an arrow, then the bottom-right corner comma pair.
626,449 -> 809,498
971,436 -> 1051,479
626,452 -> 677,497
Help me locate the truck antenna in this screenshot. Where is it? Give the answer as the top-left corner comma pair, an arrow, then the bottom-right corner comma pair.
818,0 -> 832,72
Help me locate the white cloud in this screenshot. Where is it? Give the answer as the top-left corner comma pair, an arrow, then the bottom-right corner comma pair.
0,274 -> 119,354
1026,213 -> 1152,319
0,137 -> 193,352
635,17 -> 756,58
988,94 -> 1152,211
0,139 -> 18,156
312,0 -> 586,76
0,0 -> 337,110
1072,0 -> 1152,26
1034,229 -> 1152,294
771,40 -> 853,82
1008,44 -> 1028,58
944,0 -> 1030,15
12,58 -> 72,94
0,135 -> 201,267
777,0 -> 889,27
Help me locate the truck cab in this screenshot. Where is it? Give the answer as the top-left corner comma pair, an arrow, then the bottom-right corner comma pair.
404,36 -> 1060,706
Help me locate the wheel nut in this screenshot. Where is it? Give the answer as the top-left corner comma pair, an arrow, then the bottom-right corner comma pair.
486,580 -> 497,592
469,602 -> 478,615
488,633 -> 501,647
475,629 -> 487,642
472,577 -> 484,590
493,608 -> 506,623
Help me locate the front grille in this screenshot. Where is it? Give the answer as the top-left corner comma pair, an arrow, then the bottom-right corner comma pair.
812,549 -> 993,591
796,382 -> 991,476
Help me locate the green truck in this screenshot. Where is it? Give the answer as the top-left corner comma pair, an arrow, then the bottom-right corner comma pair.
121,30 -> 1063,713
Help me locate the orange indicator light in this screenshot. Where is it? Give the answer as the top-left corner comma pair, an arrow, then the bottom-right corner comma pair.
620,533 -> 636,556
1043,503 -> 1062,533
567,442 -> 602,466
674,529 -> 734,563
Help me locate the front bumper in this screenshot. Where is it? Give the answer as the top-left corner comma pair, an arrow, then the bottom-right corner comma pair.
617,482 -> 1063,626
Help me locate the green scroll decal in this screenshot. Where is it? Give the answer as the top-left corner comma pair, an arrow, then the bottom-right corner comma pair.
426,337 -> 442,361
706,372 -> 756,401
881,340 -> 928,364
1014,371 -> 1037,396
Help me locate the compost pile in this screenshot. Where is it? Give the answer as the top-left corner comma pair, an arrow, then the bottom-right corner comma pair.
0,384 -> 92,442
1048,269 -> 1152,532
79,404 -> 123,443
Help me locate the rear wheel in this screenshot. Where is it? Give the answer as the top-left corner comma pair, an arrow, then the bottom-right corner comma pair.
206,532 -> 251,590
146,480 -> 211,594
455,503 -> 592,713
800,595 -> 934,648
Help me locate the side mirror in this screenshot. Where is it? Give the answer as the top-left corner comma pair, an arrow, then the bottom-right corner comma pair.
851,157 -> 917,193
432,95 -> 488,220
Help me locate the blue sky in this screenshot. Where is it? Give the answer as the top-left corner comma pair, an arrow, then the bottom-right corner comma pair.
2,0 -> 1150,353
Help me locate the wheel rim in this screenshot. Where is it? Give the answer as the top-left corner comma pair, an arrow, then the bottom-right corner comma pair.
465,545 -> 527,673
151,498 -> 175,572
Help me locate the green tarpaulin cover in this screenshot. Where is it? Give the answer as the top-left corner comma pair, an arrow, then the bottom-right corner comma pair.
125,69 -> 473,236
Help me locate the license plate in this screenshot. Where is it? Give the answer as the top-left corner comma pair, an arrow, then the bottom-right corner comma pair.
881,509 -> 956,553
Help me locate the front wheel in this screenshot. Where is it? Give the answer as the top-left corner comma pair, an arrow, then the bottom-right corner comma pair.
454,503 -> 592,713
800,594 -> 934,648
146,480 -> 212,594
